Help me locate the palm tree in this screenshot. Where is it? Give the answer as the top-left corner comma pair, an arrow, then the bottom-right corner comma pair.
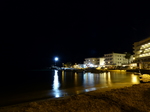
124,52 -> 132,64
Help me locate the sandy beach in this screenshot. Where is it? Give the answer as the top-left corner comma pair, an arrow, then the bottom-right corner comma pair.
0,83 -> 150,112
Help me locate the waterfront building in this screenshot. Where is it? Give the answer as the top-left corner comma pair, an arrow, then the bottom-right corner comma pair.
84,58 -> 99,67
133,37 -> 150,69
104,52 -> 133,67
84,57 -> 105,68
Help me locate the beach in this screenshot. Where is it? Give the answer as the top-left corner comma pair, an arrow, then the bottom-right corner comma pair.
0,83 -> 150,112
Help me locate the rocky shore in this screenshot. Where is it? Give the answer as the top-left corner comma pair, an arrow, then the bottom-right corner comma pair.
0,83 -> 150,112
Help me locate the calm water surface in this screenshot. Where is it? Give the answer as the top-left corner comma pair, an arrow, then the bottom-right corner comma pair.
0,70 -> 140,106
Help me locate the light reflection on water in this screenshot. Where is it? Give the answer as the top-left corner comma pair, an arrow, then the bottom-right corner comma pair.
108,72 -> 112,86
51,70 -> 140,98
131,73 -> 139,83
0,70 -> 141,106
52,70 -> 61,98
83,72 -> 94,86
53,70 -> 59,90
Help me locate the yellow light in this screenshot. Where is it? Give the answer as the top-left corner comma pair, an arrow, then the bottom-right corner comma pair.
96,67 -> 101,70
131,74 -> 139,83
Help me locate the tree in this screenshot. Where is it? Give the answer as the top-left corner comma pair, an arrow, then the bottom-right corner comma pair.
124,52 -> 132,64
64,62 -> 72,68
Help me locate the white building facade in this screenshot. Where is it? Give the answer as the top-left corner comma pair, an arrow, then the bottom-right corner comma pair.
104,52 -> 132,66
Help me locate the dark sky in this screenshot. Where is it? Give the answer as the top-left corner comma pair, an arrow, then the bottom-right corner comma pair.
1,1 -> 150,69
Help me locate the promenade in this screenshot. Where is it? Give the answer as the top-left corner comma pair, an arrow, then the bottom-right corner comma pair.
0,83 -> 150,112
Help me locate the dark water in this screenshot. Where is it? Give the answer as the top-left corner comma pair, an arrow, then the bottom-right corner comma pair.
0,70 -> 140,106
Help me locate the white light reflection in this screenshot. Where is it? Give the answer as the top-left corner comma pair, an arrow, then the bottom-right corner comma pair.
85,87 -> 96,92
55,94 -> 60,98
53,70 -> 60,98
83,73 -> 94,87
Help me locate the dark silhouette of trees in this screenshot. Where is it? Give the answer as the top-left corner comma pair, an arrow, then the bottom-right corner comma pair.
125,52 -> 132,64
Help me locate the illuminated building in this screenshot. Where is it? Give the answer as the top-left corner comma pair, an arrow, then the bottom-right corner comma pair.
84,58 -> 99,67
133,37 -> 150,69
104,52 -> 133,67
84,57 -> 104,68
73,63 -> 86,68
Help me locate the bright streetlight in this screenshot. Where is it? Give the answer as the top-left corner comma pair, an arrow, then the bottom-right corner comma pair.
54,57 -> 59,65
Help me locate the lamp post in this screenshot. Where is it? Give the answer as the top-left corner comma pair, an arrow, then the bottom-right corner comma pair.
54,57 -> 59,66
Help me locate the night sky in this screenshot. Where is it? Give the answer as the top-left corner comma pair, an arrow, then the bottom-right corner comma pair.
1,1 -> 150,69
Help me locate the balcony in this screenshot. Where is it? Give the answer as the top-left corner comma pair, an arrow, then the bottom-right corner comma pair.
104,58 -> 113,61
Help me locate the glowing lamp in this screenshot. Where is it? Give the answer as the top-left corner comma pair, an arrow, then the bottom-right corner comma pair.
55,57 -> 58,61
54,57 -> 59,65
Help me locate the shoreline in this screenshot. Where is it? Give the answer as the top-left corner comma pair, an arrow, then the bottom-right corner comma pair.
0,84 -> 133,107
0,83 -> 150,112
31,68 -> 150,73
